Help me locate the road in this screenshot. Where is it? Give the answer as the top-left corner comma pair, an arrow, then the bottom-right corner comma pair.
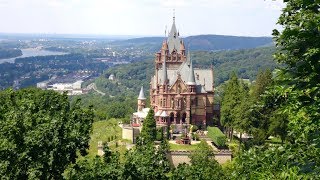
87,83 -> 105,96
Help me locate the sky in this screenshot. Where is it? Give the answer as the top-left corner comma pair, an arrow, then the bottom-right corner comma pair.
0,0 -> 285,37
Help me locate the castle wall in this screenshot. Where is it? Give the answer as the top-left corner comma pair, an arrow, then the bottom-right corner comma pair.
167,150 -> 232,167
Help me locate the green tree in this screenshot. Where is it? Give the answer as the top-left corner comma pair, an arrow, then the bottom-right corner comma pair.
268,110 -> 288,144
106,102 -> 133,119
171,140 -> 225,180
272,0 -> 320,146
234,80 -> 251,150
220,72 -> 240,139
140,108 -> 156,143
123,140 -> 170,180
221,73 -> 251,142
0,88 -> 93,179
230,0 -> 320,178
248,69 -> 274,145
252,69 -> 273,100
229,145 -> 318,179
66,143 -> 122,180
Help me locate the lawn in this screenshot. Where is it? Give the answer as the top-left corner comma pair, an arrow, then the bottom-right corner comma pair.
169,143 -> 198,151
87,118 -> 122,157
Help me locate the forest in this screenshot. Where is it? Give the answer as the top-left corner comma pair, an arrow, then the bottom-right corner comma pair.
0,48 -> 22,59
0,0 -> 319,179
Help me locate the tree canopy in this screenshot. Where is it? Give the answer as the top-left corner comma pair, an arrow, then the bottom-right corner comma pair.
0,88 -> 93,179
140,108 -> 157,143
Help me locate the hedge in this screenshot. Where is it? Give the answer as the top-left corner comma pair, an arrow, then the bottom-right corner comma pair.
207,126 -> 226,148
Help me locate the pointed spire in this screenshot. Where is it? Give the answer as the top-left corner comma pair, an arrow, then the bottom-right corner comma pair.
173,9 -> 175,23
167,10 -> 180,53
162,59 -> 168,85
187,49 -> 191,64
187,52 -> 196,86
138,86 -> 146,100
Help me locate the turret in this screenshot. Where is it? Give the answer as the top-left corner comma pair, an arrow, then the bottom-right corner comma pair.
137,86 -> 146,111
186,51 -> 196,93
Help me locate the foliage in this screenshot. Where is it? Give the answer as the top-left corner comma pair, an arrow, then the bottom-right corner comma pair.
0,48 -> 22,59
87,118 -> 121,157
229,0 -> 320,178
171,140 -> 225,180
192,46 -> 277,85
66,143 -> 122,180
70,92 -> 135,122
248,70 -> 276,145
190,124 -> 198,132
207,127 -> 226,148
0,88 -> 93,179
272,0 -> 320,146
220,72 -> 251,142
252,69 -> 273,100
106,102 -> 132,119
229,144 -> 320,179
140,109 -> 156,143
123,140 -> 170,180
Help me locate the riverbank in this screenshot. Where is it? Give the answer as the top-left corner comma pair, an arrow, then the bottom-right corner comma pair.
0,48 -> 68,64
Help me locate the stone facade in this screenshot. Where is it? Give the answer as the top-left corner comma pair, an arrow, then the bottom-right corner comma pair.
150,17 -> 215,128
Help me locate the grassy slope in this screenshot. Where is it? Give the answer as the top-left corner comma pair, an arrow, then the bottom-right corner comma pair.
88,119 -> 122,157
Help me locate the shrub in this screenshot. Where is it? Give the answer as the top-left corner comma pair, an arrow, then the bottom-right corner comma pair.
192,133 -> 200,141
191,125 -> 198,132
207,126 -> 226,148
156,127 -> 164,141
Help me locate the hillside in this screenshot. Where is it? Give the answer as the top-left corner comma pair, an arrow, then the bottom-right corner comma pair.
192,46 -> 278,84
111,35 -> 273,52
74,46 -> 277,121
100,46 -> 277,89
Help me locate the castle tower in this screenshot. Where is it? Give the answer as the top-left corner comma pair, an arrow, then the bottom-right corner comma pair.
137,86 -> 146,112
150,14 -> 216,128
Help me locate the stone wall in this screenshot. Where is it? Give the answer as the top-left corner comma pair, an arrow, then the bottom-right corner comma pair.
167,150 -> 232,167
122,125 -> 141,143
122,126 -> 134,143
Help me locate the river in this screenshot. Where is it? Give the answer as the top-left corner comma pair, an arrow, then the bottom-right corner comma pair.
0,48 -> 68,64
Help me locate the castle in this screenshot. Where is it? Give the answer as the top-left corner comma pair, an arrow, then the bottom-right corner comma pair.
147,16 -> 216,128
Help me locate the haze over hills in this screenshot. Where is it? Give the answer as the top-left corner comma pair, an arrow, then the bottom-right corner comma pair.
111,34 -> 273,52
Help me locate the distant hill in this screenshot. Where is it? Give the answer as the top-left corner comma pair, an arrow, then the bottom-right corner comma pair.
97,46 -> 278,98
185,35 -> 273,51
111,35 -> 273,52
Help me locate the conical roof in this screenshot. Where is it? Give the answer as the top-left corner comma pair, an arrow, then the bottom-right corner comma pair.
138,86 -> 146,100
187,51 -> 196,85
